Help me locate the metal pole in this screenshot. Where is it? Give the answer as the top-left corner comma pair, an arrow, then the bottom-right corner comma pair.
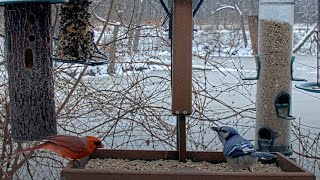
177,115 -> 186,162
317,0 -> 320,87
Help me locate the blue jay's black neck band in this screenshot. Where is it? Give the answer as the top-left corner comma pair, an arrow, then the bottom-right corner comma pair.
225,134 -> 233,141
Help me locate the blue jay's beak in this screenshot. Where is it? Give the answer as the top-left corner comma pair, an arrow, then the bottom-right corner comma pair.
210,126 -> 219,132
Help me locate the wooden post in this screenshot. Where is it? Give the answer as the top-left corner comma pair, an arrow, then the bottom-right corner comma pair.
172,0 -> 192,162
172,0 -> 192,115
5,3 -> 56,141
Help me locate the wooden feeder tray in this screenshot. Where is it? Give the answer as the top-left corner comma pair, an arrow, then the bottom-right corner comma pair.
61,149 -> 315,180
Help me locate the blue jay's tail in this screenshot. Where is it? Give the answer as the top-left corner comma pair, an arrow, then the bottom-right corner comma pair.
251,152 -> 277,160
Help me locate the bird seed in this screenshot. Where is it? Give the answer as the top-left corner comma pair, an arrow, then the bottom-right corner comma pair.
85,158 -> 283,172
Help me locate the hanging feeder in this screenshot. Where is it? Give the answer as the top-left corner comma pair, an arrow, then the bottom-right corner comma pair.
255,0 -> 295,156
1,0 -> 68,141
53,0 -> 108,66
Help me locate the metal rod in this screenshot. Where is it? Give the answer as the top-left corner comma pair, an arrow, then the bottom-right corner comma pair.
159,0 -> 169,14
317,0 -> 320,87
178,115 -> 186,162
193,0 -> 204,17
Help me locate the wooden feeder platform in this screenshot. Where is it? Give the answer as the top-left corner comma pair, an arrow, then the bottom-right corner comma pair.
61,149 -> 315,180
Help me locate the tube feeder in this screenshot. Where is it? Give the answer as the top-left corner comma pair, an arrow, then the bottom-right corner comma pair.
255,0 -> 294,156
53,0 -> 108,66
2,0 -> 68,141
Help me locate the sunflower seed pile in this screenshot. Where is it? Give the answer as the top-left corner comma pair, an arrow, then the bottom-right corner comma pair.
58,0 -> 94,61
85,158 -> 283,172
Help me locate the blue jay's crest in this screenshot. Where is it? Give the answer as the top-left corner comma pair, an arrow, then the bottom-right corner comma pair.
211,126 -> 277,171
210,126 -> 240,145
220,126 -> 239,136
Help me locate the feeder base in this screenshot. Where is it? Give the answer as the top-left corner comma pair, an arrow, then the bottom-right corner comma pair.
61,149 -> 315,180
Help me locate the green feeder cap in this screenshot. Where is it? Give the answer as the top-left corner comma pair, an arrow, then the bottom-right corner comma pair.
0,0 -> 68,5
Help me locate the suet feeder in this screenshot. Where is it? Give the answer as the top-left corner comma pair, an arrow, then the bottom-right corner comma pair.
2,0 -> 68,141
53,0 -> 108,66
255,0 -> 294,156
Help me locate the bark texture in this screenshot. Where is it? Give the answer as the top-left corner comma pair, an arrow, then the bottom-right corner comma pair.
5,3 -> 56,141
248,15 -> 258,55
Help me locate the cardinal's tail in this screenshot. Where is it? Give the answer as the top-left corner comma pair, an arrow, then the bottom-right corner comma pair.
16,143 -> 49,154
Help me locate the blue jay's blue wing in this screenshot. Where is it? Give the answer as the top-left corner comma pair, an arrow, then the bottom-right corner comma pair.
251,152 -> 277,160
223,135 -> 255,158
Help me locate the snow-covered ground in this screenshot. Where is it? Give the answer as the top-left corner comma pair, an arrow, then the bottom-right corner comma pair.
61,23 -> 317,78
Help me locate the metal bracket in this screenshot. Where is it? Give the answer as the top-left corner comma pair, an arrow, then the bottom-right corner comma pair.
291,56 -> 307,81
243,55 -> 261,80
274,92 -> 295,120
257,127 -> 276,152
160,0 -> 204,39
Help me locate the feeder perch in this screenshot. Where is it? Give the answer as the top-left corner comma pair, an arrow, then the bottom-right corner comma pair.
295,82 -> 320,93
275,92 -> 295,120
242,55 -> 261,80
291,56 -> 307,81
295,9 -> 320,92
257,127 -> 278,152
3,0 -> 67,141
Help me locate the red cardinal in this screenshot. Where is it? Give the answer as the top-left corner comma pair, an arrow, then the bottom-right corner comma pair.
18,135 -> 104,160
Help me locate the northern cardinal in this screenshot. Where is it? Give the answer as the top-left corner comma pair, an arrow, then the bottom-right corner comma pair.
18,135 -> 104,160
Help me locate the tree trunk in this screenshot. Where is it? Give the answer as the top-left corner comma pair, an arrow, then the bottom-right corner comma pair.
248,15 -> 258,55
240,14 -> 248,48
133,0 -> 147,52
108,25 -> 120,75
5,3 -> 56,141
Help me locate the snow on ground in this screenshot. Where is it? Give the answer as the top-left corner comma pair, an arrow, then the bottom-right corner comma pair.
53,23 -> 317,78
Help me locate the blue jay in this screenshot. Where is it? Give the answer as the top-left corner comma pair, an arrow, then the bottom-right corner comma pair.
211,126 -> 277,171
